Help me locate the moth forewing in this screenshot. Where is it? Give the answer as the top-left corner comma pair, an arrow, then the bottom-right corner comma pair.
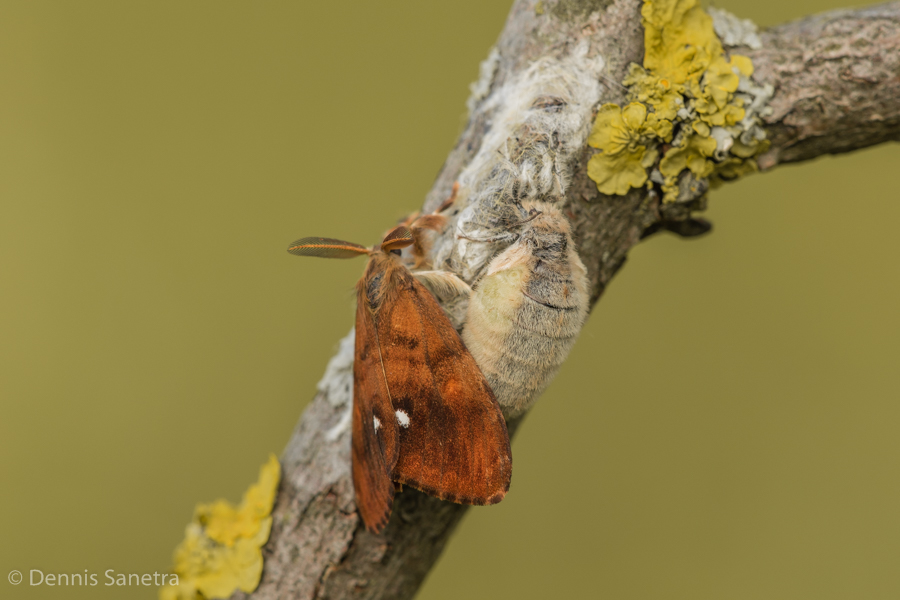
287,235 -> 400,533
380,268 -> 511,504
462,201 -> 589,418
352,291 -> 399,532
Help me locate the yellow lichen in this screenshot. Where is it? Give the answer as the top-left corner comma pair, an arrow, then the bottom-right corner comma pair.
586,102 -> 665,195
659,133 -> 717,199
160,455 -> 281,600
588,146 -> 652,195
587,0 -> 769,201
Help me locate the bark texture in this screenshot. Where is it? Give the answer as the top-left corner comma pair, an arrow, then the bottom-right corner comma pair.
241,2 -> 900,598
750,3 -> 900,168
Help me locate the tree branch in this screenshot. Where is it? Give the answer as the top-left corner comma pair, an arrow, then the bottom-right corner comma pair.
241,2 -> 900,598
749,2 -> 900,168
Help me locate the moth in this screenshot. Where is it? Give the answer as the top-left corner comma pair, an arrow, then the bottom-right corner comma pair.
460,200 -> 589,418
288,225 -> 512,533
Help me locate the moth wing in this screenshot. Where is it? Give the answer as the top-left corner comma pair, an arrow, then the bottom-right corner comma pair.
352,292 -> 400,533
379,270 -> 512,505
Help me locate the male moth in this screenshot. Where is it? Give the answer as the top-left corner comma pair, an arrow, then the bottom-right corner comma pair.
288,225 -> 512,533
461,200 -> 589,418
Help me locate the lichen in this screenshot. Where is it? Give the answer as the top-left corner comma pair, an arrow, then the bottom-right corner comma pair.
585,102 -> 663,194
551,0 -> 614,21
466,47 -> 501,115
587,0 -> 772,202
708,7 -> 763,50
160,455 -> 281,600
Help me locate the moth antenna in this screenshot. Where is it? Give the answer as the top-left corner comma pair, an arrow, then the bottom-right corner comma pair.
287,237 -> 369,259
412,270 -> 472,301
381,225 -> 415,253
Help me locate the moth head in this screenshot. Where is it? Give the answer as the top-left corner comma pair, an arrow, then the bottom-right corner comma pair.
337,225 -> 415,311
286,225 -> 416,261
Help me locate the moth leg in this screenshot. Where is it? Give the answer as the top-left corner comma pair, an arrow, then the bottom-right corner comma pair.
435,181 -> 460,214
412,270 -> 472,301
457,232 -> 519,244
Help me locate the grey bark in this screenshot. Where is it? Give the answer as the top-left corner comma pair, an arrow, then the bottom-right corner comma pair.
240,1 -> 900,598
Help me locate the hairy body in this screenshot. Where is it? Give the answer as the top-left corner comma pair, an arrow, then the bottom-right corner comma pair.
462,201 -> 588,418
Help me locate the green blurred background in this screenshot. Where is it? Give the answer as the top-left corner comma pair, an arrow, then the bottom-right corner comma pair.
2,1 -> 898,598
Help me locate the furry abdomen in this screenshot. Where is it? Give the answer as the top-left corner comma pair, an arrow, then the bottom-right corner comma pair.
462,207 -> 588,417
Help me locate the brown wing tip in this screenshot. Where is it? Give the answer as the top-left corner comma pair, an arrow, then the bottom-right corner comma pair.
485,490 -> 507,505
364,514 -> 390,534
393,477 -> 509,506
360,502 -> 393,534
468,487 -> 508,506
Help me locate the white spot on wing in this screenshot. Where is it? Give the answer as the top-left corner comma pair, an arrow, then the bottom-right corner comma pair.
373,416 -> 381,432
395,409 -> 410,428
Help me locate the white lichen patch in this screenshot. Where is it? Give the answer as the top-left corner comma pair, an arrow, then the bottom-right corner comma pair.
708,7 -> 763,50
317,329 -> 355,408
325,405 -> 352,442
467,47 -> 501,115
735,74 -> 774,146
373,416 -> 381,432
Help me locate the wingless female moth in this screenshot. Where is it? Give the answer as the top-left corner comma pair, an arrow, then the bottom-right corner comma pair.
288,225 -> 512,533
460,200 -> 590,418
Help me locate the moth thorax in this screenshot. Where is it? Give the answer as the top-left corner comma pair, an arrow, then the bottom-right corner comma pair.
361,253 -> 405,312
361,270 -> 385,311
